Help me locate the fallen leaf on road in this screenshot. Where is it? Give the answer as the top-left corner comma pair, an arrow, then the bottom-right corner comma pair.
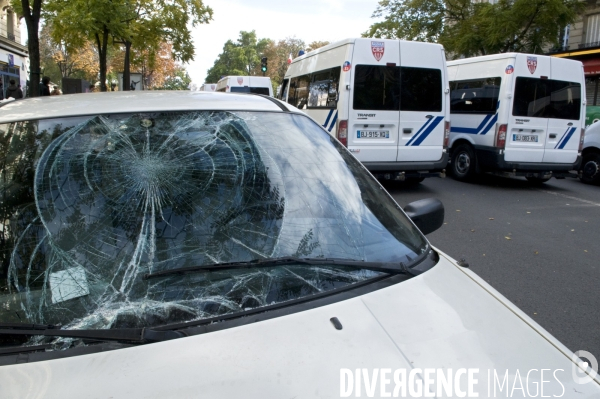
534,251 -> 539,255
505,236 -> 511,240
527,212 -> 531,214
456,210 -> 461,212
489,218 -> 494,220
571,229 -> 575,232
471,229 -> 475,232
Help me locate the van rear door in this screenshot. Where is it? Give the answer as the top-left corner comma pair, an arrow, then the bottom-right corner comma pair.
397,41 -> 445,162
506,55 -> 552,163
542,58 -> 583,164
348,39 -> 401,163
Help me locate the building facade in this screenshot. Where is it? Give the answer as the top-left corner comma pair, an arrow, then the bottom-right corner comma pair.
0,0 -> 28,98
547,0 -> 600,112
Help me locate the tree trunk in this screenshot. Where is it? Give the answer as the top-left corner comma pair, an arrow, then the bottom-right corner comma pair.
123,40 -> 132,91
96,28 -> 109,92
21,0 -> 42,97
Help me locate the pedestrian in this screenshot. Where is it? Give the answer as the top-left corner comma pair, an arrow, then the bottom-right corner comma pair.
5,79 -> 23,99
51,86 -> 61,95
0,81 -> 4,100
41,76 -> 51,96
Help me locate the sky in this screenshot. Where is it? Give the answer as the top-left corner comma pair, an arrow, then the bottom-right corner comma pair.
187,0 -> 382,85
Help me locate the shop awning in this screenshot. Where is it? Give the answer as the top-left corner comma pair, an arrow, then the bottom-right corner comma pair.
582,58 -> 600,75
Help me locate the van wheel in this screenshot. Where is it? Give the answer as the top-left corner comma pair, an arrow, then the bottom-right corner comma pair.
525,176 -> 551,184
451,144 -> 476,181
580,153 -> 600,185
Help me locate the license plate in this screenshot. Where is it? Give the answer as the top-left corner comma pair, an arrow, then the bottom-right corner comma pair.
357,130 -> 389,139
513,134 -> 538,142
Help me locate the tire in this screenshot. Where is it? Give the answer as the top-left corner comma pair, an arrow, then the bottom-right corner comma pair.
580,152 -> 600,185
451,144 -> 476,181
526,176 -> 551,184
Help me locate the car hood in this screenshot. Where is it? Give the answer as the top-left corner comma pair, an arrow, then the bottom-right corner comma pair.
1,253 -> 598,398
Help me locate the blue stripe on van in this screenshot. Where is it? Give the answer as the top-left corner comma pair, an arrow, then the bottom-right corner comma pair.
450,114 -> 493,134
406,117 -> 435,146
328,111 -> 338,132
555,127 -> 576,149
323,109 -> 333,128
479,113 -> 498,135
411,116 -> 444,146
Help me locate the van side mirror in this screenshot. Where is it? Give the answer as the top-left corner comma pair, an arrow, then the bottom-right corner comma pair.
403,198 -> 444,235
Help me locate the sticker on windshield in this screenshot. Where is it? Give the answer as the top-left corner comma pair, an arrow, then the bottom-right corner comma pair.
371,41 -> 385,61
49,266 -> 90,304
505,65 -> 514,74
343,61 -> 351,72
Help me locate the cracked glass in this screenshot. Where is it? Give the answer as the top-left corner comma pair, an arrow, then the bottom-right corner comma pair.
0,110 -> 427,348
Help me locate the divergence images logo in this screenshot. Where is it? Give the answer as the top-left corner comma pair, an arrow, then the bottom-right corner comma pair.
572,350 -> 598,385
527,56 -> 537,74
371,41 -> 385,62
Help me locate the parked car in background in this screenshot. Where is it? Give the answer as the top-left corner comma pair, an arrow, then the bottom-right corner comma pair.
580,120 -> 600,184
448,53 -> 584,183
0,92 -> 598,398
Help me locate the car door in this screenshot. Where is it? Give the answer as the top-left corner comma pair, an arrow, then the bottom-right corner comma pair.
397,41 -> 445,162
505,55 -> 552,163
542,58 -> 583,164
347,38 -> 401,163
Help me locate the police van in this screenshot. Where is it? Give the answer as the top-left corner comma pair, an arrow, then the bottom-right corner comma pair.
199,83 -> 217,92
279,38 -> 451,182
216,76 -> 273,96
447,53 -> 585,183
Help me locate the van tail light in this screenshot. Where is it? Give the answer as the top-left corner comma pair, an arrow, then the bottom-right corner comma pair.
495,124 -> 507,149
579,128 -> 585,152
337,120 -> 348,147
443,121 -> 450,148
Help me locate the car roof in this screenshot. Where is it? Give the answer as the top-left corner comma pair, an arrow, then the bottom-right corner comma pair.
0,91 -> 288,124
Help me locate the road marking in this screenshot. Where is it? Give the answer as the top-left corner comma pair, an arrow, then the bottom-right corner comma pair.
536,189 -> 600,207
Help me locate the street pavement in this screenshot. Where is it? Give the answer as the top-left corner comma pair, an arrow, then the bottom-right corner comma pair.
383,175 -> 600,361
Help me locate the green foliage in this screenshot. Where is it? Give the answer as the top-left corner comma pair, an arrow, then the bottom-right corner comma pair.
364,0 -> 585,57
205,31 -> 270,83
44,0 -> 213,91
154,67 -> 192,90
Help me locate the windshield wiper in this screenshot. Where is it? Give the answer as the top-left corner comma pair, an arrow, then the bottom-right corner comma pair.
144,256 -> 416,280
0,322 -> 185,343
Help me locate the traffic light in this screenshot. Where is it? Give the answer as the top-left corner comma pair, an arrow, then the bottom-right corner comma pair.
261,57 -> 268,73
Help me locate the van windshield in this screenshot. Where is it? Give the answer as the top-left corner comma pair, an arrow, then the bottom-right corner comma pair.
513,77 -> 581,120
0,111 -> 428,345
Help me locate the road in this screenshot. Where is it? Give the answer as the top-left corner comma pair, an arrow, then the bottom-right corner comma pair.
383,175 -> 600,361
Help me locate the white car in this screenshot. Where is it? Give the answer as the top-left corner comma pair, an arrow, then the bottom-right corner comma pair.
0,92 -> 598,398
581,121 -> 600,185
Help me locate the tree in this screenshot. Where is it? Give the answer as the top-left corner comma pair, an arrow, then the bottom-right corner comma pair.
12,0 -> 43,96
112,0 -> 212,91
153,67 -> 191,90
45,0 -> 212,92
205,31 -> 271,83
306,40 -> 330,52
364,0 -> 585,57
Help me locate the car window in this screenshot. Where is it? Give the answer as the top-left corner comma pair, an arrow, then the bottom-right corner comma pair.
513,77 -> 581,120
0,111 -> 428,347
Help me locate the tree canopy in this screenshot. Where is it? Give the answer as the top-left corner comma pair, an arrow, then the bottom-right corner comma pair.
44,0 -> 212,91
364,0 -> 585,57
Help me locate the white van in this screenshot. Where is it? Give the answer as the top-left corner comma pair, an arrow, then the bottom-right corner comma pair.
579,120 -> 600,184
199,83 -> 217,92
447,53 -> 585,183
280,38 -> 451,182
216,76 -> 273,96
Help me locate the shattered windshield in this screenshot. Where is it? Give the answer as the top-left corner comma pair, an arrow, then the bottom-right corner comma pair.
0,110 -> 427,341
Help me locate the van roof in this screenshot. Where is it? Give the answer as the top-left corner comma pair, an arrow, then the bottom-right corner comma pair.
0,91 -> 286,124
291,38 -> 444,65
216,76 -> 272,84
447,53 -> 582,66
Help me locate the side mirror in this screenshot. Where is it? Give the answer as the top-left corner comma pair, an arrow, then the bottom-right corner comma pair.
404,198 -> 444,235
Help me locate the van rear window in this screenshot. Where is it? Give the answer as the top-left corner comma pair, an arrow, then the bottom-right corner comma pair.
353,65 -> 442,112
450,78 -> 501,114
230,87 -> 270,95
513,77 -> 581,120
